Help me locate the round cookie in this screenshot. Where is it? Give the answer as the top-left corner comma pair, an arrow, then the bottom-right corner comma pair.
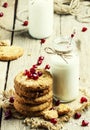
14,103 -> 52,117
14,99 -> 52,112
15,91 -> 53,104
14,84 -> 52,98
14,69 -> 53,91
0,45 -> 24,61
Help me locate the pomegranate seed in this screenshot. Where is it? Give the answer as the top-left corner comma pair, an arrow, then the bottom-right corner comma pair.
32,73 -> 39,80
45,64 -> 50,70
74,112 -> 81,119
81,120 -> 89,126
32,64 -> 37,68
80,97 -> 88,103
27,73 -> 33,78
55,100 -> 60,106
9,97 -> 14,103
23,21 -> 28,26
38,56 -> 44,61
71,34 -> 74,38
24,69 -> 29,76
82,27 -> 87,32
38,71 -> 42,77
4,109 -> 12,120
3,2 -> 8,8
50,118 -> 57,125
37,60 -> 42,66
40,39 -> 46,44
0,12 -> 4,17
30,67 -> 36,74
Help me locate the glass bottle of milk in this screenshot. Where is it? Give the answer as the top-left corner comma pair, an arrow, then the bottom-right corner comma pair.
46,36 -> 79,102
28,0 -> 53,39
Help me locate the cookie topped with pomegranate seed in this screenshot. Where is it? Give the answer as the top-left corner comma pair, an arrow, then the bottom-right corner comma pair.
14,69 -> 53,91
14,68 -> 53,117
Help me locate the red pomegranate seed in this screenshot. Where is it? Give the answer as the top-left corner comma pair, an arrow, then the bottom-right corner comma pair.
38,71 -> 42,77
80,97 -> 88,103
23,21 -> 28,26
27,72 -> 33,78
71,34 -> 74,38
55,100 -> 60,106
38,56 -> 44,61
82,27 -> 87,32
74,112 -> 81,119
50,118 -> 57,125
9,97 -> 14,103
24,69 -> 29,76
32,64 -> 37,68
30,67 -> 36,74
32,73 -> 39,80
45,64 -> 50,70
40,39 -> 46,44
37,60 -> 42,66
0,12 -> 4,17
4,109 -> 12,120
81,120 -> 89,126
3,2 -> 8,8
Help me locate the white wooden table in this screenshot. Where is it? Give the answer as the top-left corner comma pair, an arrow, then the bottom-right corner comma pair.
0,0 -> 90,129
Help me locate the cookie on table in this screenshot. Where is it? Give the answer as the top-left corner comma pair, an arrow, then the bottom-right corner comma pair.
0,45 -> 24,61
15,91 -> 53,104
14,69 -> 53,91
14,84 -> 52,98
56,104 -> 71,116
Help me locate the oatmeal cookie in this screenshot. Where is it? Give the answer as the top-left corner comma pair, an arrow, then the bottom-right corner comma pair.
14,103 -> 52,117
14,99 -> 52,112
14,84 -> 52,98
0,45 -> 24,61
15,91 -> 53,104
14,69 -> 53,91
14,99 -> 52,116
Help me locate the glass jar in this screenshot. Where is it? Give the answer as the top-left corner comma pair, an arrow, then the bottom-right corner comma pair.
28,0 -> 53,39
45,36 -> 79,102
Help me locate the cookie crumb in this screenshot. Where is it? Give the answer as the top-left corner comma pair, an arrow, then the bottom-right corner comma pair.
43,109 -> 58,120
56,104 -> 71,116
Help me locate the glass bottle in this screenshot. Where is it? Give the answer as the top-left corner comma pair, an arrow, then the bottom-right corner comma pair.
45,36 -> 79,102
28,0 -> 53,39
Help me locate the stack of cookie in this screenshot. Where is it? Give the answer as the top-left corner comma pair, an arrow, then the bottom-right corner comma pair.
14,69 -> 53,117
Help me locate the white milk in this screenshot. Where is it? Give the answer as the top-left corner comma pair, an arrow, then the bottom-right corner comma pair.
28,0 -> 53,39
50,37 -> 79,102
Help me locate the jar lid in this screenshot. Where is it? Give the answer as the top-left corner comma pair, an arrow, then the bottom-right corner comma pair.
53,36 -> 75,53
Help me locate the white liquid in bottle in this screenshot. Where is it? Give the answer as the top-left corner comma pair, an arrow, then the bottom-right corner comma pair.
51,37 -> 79,102
28,0 -> 53,39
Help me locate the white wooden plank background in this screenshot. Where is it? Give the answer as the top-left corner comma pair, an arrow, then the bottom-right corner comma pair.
0,0 -> 90,130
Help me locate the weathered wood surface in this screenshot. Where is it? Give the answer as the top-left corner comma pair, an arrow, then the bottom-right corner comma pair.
0,0 -> 90,129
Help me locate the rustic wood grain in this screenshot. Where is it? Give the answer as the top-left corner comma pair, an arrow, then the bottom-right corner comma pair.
1,0 -> 61,130
0,0 -> 15,91
1,0 -> 90,130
